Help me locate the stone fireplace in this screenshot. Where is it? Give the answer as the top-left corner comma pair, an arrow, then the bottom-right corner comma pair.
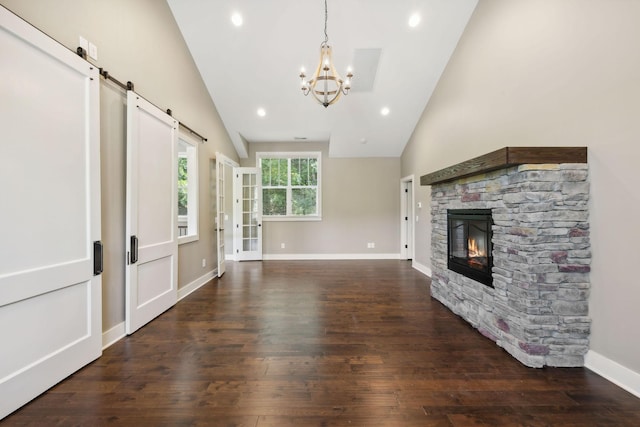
421,147 -> 590,368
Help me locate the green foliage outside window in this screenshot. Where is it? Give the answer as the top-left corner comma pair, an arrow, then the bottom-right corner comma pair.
178,157 -> 188,215
292,188 -> 317,215
263,188 -> 286,215
260,156 -> 319,217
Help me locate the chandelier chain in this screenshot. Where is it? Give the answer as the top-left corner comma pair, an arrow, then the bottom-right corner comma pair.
323,0 -> 328,45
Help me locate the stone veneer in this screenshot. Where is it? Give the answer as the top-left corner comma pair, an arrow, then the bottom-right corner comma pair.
430,163 -> 591,367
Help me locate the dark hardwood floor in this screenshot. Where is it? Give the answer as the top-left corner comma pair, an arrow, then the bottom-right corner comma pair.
3,260 -> 639,426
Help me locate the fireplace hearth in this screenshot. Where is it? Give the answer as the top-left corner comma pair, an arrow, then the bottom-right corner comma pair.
447,209 -> 493,287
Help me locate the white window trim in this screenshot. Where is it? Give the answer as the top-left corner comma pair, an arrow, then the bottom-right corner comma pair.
257,151 -> 322,222
178,132 -> 199,244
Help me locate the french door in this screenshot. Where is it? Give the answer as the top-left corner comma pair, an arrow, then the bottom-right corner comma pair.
234,168 -> 263,261
0,7 -> 102,418
216,158 -> 227,276
125,91 -> 178,335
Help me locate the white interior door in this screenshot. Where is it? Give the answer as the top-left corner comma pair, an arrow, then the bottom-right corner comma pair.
0,7 -> 102,418
126,91 -> 178,335
234,167 -> 262,261
216,158 -> 226,276
401,177 -> 415,260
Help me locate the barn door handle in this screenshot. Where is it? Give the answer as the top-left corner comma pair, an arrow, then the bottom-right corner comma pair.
93,240 -> 103,275
130,235 -> 138,264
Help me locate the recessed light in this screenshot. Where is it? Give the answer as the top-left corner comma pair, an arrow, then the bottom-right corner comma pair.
231,12 -> 243,27
381,107 -> 390,116
257,108 -> 266,117
408,13 -> 421,28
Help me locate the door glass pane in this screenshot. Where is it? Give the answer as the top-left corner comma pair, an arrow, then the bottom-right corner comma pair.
243,186 -> 252,199
450,220 -> 466,258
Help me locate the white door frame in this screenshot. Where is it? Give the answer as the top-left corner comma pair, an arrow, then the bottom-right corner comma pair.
401,175 -> 415,261
215,153 -> 238,274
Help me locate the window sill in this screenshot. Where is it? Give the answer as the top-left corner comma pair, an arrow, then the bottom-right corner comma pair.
178,234 -> 199,245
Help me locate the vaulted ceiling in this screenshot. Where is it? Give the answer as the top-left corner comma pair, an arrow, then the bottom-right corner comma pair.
167,0 -> 477,158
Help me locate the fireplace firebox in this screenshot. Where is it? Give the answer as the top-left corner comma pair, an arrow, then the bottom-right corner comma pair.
447,209 -> 493,287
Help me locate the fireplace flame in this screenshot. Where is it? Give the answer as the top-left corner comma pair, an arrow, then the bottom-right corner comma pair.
468,238 -> 485,258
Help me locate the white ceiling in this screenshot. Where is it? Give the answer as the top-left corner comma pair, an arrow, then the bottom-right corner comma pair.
167,0 -> 477,158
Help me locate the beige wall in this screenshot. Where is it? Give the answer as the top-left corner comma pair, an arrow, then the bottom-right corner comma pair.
0,0 -> 238,331
243,142 -> 402,256
402,0 -> 640,374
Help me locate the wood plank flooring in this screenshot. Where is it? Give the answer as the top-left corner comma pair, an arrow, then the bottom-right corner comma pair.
3,260 -> 639,426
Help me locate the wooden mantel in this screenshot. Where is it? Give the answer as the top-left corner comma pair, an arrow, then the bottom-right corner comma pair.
420,147 -> 587,186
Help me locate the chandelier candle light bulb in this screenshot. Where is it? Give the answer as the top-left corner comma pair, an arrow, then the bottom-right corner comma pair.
300,0 -> 353,108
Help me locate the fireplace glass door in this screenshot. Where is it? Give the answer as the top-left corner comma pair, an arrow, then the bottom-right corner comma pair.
447,209 -> 493,286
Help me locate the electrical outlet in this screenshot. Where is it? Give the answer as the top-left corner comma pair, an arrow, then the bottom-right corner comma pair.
281,243 -> 286,249
202,258 -> 206,268
88,42 -> 98,60
79,36 -> 88,52
367,242 -> 375,249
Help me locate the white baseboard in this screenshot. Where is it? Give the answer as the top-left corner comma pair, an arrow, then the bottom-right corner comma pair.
412,261 -> 432,278
177,269 -> 217,301
102,322 -> 126,350
585,350 -> 640,398
263,253 -> 401,261
101,269 -> 217,350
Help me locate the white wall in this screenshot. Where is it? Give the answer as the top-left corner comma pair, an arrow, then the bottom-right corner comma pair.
242,142 -> 402,257
0,0 -> 238,331
402,0 -> 640,379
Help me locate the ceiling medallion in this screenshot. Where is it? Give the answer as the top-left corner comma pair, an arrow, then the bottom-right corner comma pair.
299,0 -> 353,108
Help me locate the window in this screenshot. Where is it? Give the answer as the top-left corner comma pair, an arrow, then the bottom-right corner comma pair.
178,135 -> 199,243
258,152 -> 321,220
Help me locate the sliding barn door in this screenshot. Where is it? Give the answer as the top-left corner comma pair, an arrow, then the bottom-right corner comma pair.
125,91 -> 178,335
0,7 -> 102,419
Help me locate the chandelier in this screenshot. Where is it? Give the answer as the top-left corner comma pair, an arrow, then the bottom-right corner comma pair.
299,0 -> 353,108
